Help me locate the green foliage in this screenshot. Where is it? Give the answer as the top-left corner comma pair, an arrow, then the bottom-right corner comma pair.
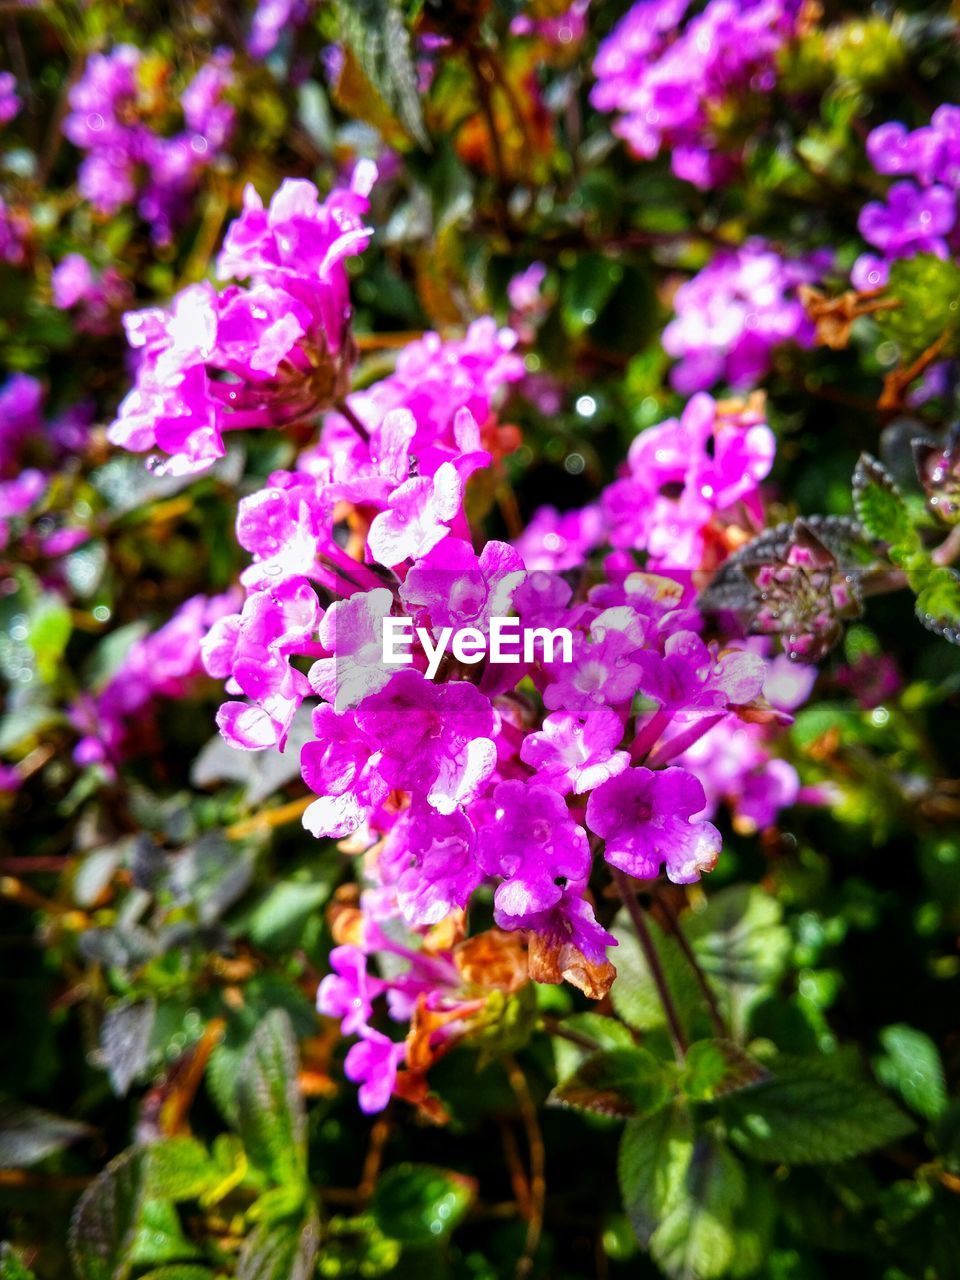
874,1025 -> 947,1122
371,1164 -> 474,1244
721,1057 -> 914,1164
234,1010 -> 308,1196
68,1149 -> 148,1280
875,254 -> 960,362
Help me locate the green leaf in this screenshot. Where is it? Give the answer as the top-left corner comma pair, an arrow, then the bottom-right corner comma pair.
236,1211 -> 320,1280
130,1200 -> 201,1267
550,1013 -> 636,1087
0,1244 -> 36,1280
874,1025 -> 947,1121
145,1138 -> 219,1202
100,1000 -> 156,1096
876,253 -> 960,363
722,1056 -> 914,1163
684,887 -> 791,1029
245,879 -> 333,950
549,1047 -> 672,1119
618,1104 -> 694,1247
0,1100 -> 92,1167
25,593 -> 72,684
333,0 -> 429,149
561,253 -> 622,338
610,910 -> 701,1038
235,1009 -> 307,1192
679,1040 -> 769,1102
68,1147 -> 148,1280
914,566 -> 960,646
651,1137 -> 747,1280
852,454 -> 919,557
371,1163 -> 474,1244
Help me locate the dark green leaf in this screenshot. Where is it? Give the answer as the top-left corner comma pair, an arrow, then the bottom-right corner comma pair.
874,1025 -> 947,1121
68,1147 -> 148,1280
0,1100 -> 92,1168
235,1009 -> 307,1190
100,1000 -> 156,1097
549,1047 -> 671,1118
651,1137 -> 747,1280
236,1210 -> 320,1280
333,0 -> 429,148
684,887 -> 791,1028
618,1104 -> 694,1246
722,1056 -> 914,1163
371,1163 -> 474,1244
679,1040 -> 769,1102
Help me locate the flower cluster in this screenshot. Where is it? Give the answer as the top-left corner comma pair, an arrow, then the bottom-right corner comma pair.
52,254 -> 132,335
102,163 -> 814,1113
854,105 -> 960,289
109,164 -> 376,475
591,0 -> 803,188
63,46 -> 235,245
663,242 -> 832,393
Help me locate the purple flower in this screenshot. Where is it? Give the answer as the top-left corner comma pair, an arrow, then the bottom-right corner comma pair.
663,242 -> 831,393
380,806 -> 481,926
520,707 -> 630,795
0,72 -> 20,125
344,1028 -> 406,1113
477,780 -> 591,924
515,505 -> 603,570
400,537 -> 524,637
356,670 -> 496,814
367,464 -> 464,567
591,0 -> 802,188
318,944 -> 386,1035
586,766 -> 721,883
301,704 -> 388,838
634,631 -> 766,721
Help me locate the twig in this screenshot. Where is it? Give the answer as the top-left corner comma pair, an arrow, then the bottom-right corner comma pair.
334,397 -> 371,444
357,1116 -> 391,1204
505,1055 -> 545,1279
654,890 -> 727,1038
225,794 -> 313,840
611,867 -> 687,1061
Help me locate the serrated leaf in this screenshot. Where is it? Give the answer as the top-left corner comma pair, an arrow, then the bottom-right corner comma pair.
550,1047 -> 671,1118
721,1056 -> 914,1163
651,1137 -> 747,1280
333,0 -> 429,149
618,1104 -> 694,1246
551,1013 -> 635,1084
371,1163 -> 474,1244
100,1000 -> 156,1096
68,1147 -> 148,1280
875,1025 -> 947,1121
679,1040 -> 769,1102
235,1009 -> 306,1191
145,1138 -> 218,1202
852,453 -> 918,553
236,1211 -> 320,1280
0,1100 -> 92,1168
914,566 -> 960,646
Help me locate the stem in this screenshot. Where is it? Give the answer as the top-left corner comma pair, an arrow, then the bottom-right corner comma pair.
655,890 -> 727,1038
505,1055 -> 545,1279
334,397 -> 371,444
611,867 -> 687,1062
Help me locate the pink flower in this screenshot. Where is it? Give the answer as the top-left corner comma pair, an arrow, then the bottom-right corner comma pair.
344,1029 -> 406,1114
634,631 -> 766,720
586,766 -> 721,883
520,707 -> 630,795
367,463 -> 463,567
477,780 -> 591,924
